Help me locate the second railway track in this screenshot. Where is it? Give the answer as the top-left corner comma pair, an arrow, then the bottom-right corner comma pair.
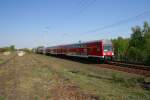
94,61 -> 150,76
109,61 -> 150,71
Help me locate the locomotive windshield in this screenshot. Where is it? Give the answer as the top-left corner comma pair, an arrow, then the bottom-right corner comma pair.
104,44 -> 113,51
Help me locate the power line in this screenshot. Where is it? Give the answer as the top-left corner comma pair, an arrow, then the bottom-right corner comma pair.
81,10 -> 150,34
77,0 -> 97,14
78,0 -> 86,7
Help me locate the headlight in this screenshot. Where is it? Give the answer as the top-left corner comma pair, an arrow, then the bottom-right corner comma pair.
112,52 -> 114,55
103,52 -> 106,55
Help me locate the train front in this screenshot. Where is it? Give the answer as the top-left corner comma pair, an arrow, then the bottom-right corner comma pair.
102,40 -> 114,61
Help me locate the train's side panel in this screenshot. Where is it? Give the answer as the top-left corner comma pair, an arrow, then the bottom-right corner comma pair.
44,40 -> 114,61
67,44 -> 87,57
37,47 -> 45,54
61,41 -> 104,57
86,41 -> 103,57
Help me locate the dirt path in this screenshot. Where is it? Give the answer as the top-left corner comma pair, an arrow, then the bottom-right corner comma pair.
0,53 -> 97,100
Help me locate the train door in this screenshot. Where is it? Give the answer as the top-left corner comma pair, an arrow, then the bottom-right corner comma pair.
80,44 -> 87,56
87,43 -> 92,56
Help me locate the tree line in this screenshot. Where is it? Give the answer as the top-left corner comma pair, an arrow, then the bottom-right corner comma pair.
0,45 -> 15,52
112,22 -> 150,65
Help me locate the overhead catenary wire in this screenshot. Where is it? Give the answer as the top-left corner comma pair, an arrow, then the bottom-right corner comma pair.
60,0 -> 97,36
77,0 -> 97,14
78,0 -> 86,7
80,10 -> 150,34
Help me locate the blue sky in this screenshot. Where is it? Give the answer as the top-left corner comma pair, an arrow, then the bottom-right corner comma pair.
0,0 -> 150,48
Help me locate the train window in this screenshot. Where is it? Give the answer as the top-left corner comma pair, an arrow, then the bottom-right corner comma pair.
76,44 -> 78,48
78,45 -> 80,48
104,45 -> 112,51
75,45 -> 77,48
82,44 -> 86,48
82,45 -> 84,48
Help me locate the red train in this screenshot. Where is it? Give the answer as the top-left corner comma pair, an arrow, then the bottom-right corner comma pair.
36,40 -> 114,62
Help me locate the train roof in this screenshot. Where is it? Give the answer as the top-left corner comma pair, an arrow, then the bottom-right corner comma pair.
46,39 -> 112,49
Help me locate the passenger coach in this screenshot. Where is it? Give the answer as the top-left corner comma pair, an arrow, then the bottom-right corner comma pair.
44,40 -> 114,62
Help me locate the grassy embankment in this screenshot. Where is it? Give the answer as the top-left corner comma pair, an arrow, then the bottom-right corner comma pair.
0,53 -> 150,100
37,54 -> 150,100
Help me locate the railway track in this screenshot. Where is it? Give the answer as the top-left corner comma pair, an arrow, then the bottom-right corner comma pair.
42,54 -> 150,76
94,61 -> 150,76
108,61 -> 150,71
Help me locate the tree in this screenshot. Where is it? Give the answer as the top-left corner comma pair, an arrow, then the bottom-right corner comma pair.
10,45 -> 15,51
127,25 -> 145,63
127,47 -> 141,63
112,37 -> 129,61
129,26 -> 144,49
112,21 -> 150,65
143,39 -> 150,65
143,22 -> 150,65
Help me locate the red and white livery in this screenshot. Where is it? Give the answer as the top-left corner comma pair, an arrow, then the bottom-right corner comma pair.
45,40 -> 114,61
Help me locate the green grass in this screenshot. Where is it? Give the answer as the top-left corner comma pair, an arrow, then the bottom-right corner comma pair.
0,59 -> 3,64
60,68 -> 149,99
0,96 -> 5,100
35,54 -> 150,100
